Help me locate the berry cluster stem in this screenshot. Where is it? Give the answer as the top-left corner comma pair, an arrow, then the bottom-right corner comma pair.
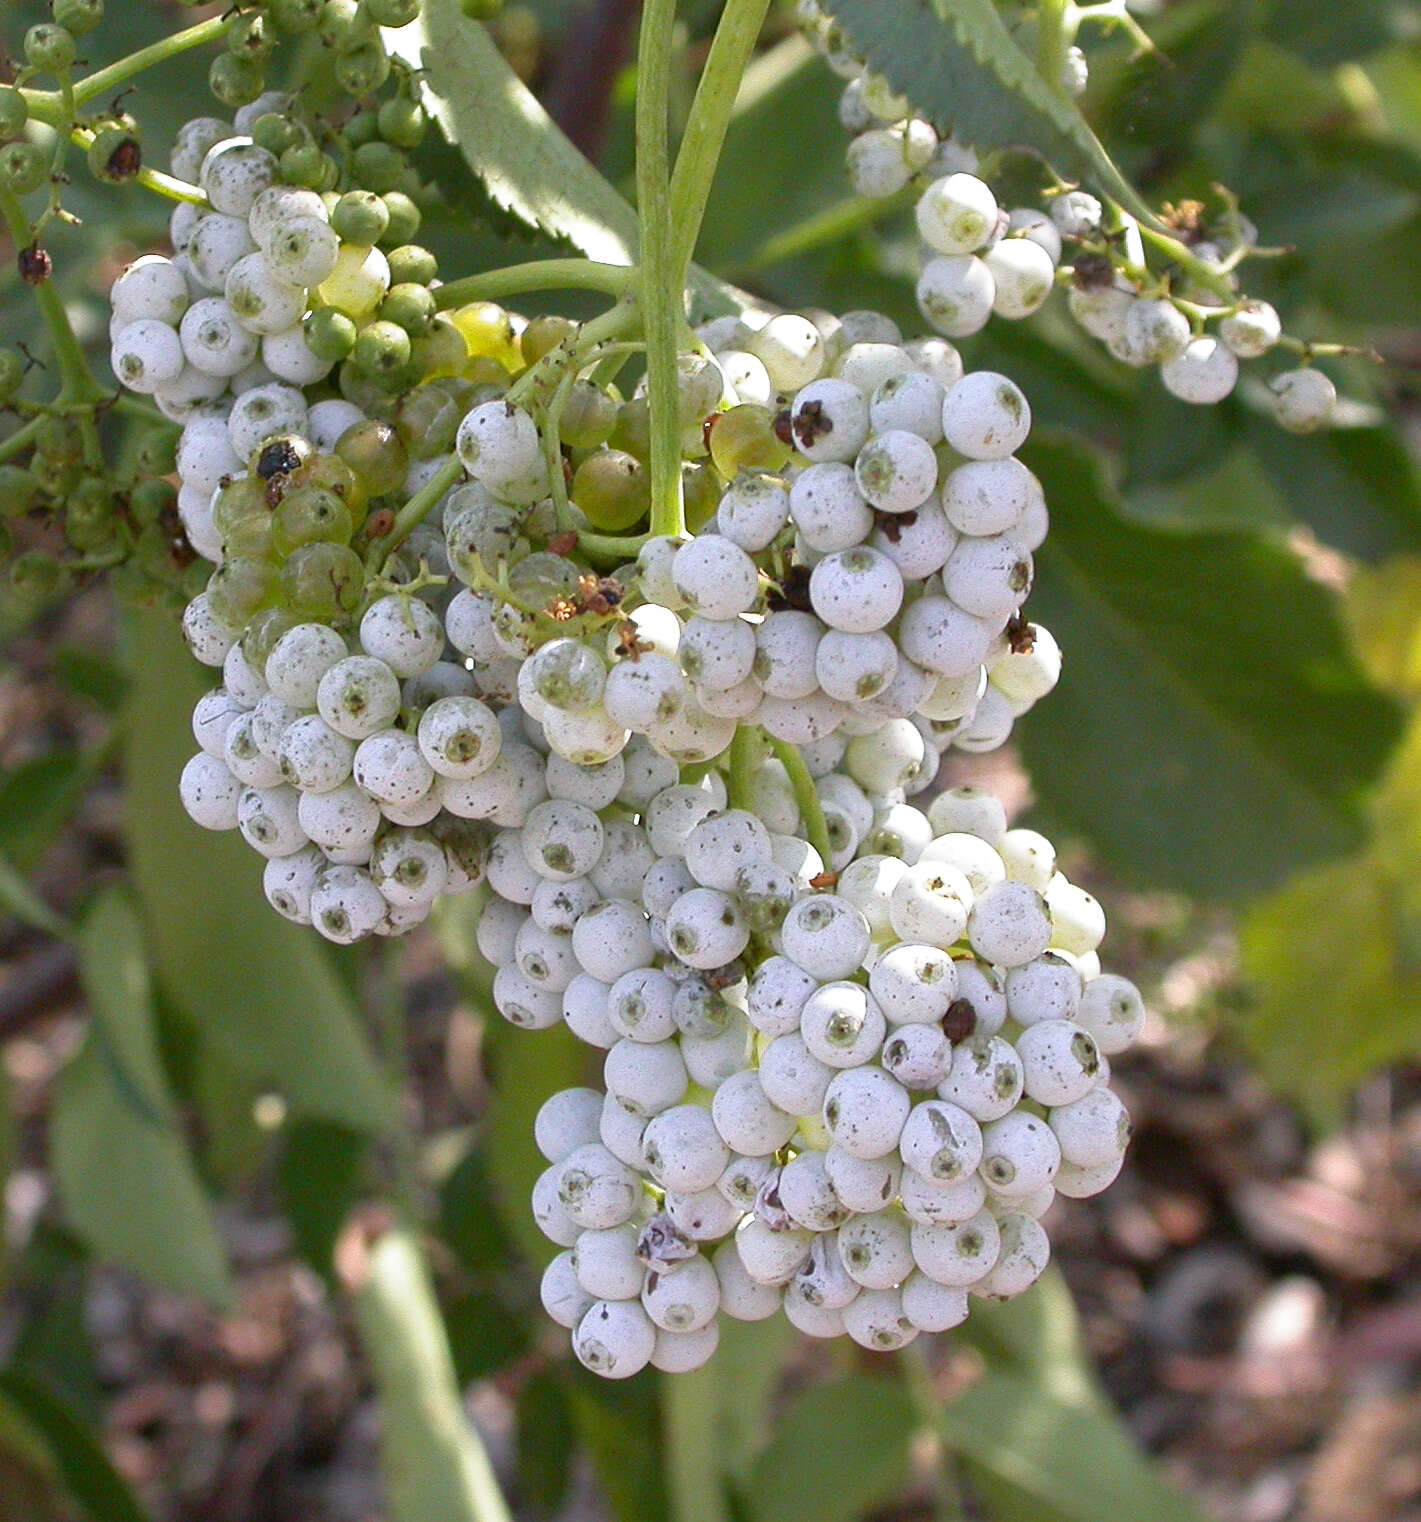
433,259 -> 634,310
19,13 -> 236,128
667,0 -> 773,281
767,736 -> 832,869
368,456 -> 465,572
636,0 -> 686,541
1034,0 -> 1075,97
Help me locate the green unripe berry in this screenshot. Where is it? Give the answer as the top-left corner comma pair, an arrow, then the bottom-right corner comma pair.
319,0 -> 373,49
278,141 -> 332,189
210,52 -> 265,107
331,189 -> 389,245
461,0 -> 503,14
136,428 -> 180,477
131,478 -> 177,524
683,461 -> 721,531
11,551 -> 63,601
559,379 -> 618,451
0,465 -> 41,515
410,315 -> 469,377
223,513 -> 276,560
36,414 -> 82,464
707,403 -> 792,476
241,606 -> 304,669
385,243 -> 437,287
0,140 -> 50,197
229,11 -> 277,59
396,381 -> 462,458
353,318 -> 412,377
251,113 -> 301,157
50,0 -> 104,39
609,397 -> 651,462
87,119 -> 142,184
65,477 -> 123,553
377,95 -> 426,149
211,475 -> 270,539
365,0 -> 422,23
336,418 -> 407,495
341,110 -> 382,152
206,555 -> 280,626
270,0 -> 325,32
279,540 -> 365,620
306,306 -> 359,362
0,88 -> 28,141
352,141 -> 405,195
0,346 -> 24,400
378,191 -> 421,246
25,24 -> 77,75
572,450 -> 650,532
334,39 -> 391,96
522,314 -> 578,366
272,484 -> 354,554
380,281 -> 435,335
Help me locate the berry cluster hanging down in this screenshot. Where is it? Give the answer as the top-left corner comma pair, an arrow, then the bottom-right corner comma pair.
796,0 -> 1340,431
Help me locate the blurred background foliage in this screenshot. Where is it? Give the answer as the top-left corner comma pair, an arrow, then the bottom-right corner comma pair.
3,0 -> 1421,1519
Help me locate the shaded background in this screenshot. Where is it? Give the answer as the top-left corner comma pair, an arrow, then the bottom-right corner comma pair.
4,1 -> 1421,1518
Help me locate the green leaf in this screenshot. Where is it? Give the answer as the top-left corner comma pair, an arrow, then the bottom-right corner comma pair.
1239,852 -> 1421,1122
1265,0 -> 1404,65
0,1370 -> 151,1522
53,648 -> 128,713
437,1140 -> 518,1273
742,1375 -> 916,1522
957,1270 -> 1096,1406
0,853 -> 73,941
1017,432 -> 1401,897
122,606 -> 392,1133
1245,415 -> 1421,563
940,1369 -> 1207,1522
567,1373 -> 671,1522
515,1371 -> 575,1517
52,887 -> 232,1305
444,1291 -> 532,1383
0,754 -> 88,872
277,1120 -> 368,1278
819,0 -> 1153,219
437,894 -> 589,1267
406,1 -> 741,316
663,1315 -> 794,1522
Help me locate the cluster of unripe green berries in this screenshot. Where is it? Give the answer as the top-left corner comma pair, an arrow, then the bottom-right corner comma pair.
514,777 -> 1142,1376
795,0 -> 1338,434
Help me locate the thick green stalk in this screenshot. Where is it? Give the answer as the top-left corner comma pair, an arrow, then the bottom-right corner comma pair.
0,188 -> 104,409
637,0 -> 685,540
369,456 -> 465,571
767,736 -> 832,868
20,14 -> 233,127
663,1364 -> 733,1522
434,259 -> 634,310
728,724 -> 761,812
341,1220 -> 511,1522
667,0 -> 773,281
1034,0 -> 1074,96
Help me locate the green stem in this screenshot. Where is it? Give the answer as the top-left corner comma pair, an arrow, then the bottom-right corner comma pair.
369,455 -> 464,572
1132,217 -> 1237,303
728,724 -> 761,812
20,14 -> 234,127
0,187 -> 105,411
667,0 -> 773,282
68,125 -> 208,206
433,259 -> 634,310
636,0 -> 685,541
0,415 -> 45,465
767,736 -> 831,868
343,1222 -> 512,1522
576,528 -> 652,563
1034,0 -> 1075,95
902,1344 -> 968,1522
663,1364 -> 733,1522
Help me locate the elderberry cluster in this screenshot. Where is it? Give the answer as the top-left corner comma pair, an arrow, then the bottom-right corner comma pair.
797,0 -> 1339,431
